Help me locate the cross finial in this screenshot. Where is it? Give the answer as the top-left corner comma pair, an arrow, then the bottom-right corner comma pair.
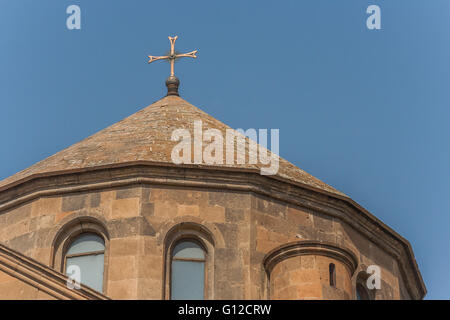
148,36 -> 198,96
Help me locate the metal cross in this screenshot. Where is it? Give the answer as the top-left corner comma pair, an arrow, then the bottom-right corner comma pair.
148,36 -> 198,77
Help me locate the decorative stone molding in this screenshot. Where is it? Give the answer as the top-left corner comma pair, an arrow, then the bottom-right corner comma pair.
157,217 -> 225,248
0,243 -> 109,300
263,240 -> 359,276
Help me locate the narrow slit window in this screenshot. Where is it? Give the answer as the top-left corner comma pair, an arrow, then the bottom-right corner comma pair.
329,263 -> 336,287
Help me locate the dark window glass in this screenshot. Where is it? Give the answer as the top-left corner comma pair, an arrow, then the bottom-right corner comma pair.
329,263 -> 336,287
356,283 -> 371,300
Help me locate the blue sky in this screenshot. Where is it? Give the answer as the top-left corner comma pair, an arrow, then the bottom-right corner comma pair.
0,0 -> 449,299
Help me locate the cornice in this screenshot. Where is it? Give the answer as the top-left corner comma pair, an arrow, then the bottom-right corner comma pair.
0,243 -> 109,300
0,161 -> 426,299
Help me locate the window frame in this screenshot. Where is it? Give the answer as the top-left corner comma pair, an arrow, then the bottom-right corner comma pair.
355,271 -> 375,300
51,217 -> 110,295
356,283 -> 371,300
62,232 -> 106,293
163,223 -> 216,300
169,238 -> 208,300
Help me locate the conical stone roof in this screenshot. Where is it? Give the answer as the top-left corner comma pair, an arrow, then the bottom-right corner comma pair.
0,96 -> 344,196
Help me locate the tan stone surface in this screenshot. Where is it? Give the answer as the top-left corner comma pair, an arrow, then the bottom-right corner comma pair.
32,198 -> 61,218
0,271 -> 51,300
108,279 -> 138,300
112,198 -> 140,219
270,255 -> 352,300
0,179 -> 422,300
177,204 -> 199,217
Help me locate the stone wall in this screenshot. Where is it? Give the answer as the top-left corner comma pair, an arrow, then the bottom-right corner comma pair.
0,184 -> 410,299
269,255 -> 352,299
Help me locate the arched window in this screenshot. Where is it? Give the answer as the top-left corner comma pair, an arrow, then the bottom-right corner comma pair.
355,271 -> 374,300
356,283 -> 371,300
64,233 -> 105,293
171,240 -> 206,300
329,263 -> 336,287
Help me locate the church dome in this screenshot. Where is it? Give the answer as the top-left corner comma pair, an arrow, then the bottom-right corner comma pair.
0,95 -> 344,197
